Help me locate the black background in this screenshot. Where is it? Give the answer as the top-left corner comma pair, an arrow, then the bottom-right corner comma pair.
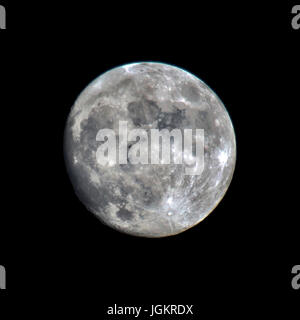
0,1 -> 298,316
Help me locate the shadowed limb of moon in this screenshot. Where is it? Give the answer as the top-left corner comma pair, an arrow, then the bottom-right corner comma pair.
64,62 -> 236,237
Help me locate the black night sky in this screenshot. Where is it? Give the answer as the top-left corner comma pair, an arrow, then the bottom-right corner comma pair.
0,1 -> 298,317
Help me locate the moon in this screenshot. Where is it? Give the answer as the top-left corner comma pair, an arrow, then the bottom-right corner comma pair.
64,62 -> 236,237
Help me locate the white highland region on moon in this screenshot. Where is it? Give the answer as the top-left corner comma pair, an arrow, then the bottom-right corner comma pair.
64,62 -> 236,237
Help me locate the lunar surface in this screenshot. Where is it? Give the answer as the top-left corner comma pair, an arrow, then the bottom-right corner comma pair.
64,62 -> 236,237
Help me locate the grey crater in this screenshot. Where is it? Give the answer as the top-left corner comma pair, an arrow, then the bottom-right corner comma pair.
64,62 -> 236,237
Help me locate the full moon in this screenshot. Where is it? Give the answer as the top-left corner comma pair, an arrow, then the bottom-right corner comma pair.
64,62 -> 236,237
